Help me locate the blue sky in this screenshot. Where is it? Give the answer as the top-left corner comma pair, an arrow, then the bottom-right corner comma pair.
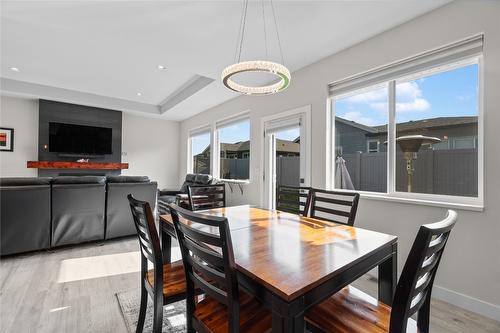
335,63 -> 479,126
192,120 -> 252,155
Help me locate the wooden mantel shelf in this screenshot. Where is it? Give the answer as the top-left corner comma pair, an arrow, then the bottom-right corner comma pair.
27,161 -> 129,170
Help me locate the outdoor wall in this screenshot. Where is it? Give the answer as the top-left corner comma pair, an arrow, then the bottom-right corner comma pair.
179,0 -> 500,320
0,96 -> 38,177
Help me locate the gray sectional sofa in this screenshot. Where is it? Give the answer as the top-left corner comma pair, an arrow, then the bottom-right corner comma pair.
0,177 -> 52,256
0,175 -> 157,256
106,176 -> 157,239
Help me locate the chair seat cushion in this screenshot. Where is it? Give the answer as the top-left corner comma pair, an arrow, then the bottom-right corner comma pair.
194,291 -> 272,333
305,286 -> 419,333
145,260 -> 187,298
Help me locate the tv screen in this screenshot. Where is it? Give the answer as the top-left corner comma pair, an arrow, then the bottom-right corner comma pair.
49,122 -> 112,155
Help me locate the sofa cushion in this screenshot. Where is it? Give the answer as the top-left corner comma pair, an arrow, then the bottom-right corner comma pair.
180,174 -> 196,193
0,177 -> 52,186
52,176 -> 106,185
195,174 -> 213,185
107,176 -> 150,183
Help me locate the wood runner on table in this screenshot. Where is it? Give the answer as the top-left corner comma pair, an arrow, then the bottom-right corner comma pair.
160,205 -> 398,333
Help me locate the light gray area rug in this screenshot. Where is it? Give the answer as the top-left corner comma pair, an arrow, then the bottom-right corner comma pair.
116,289 -> 187,333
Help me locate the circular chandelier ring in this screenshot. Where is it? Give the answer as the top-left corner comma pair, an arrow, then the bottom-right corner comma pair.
221,60 -> 290,96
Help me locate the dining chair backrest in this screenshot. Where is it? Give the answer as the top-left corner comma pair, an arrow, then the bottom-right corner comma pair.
127,194 -> 163,291
169,203 -> 240,332
389,210 -> 457,333
188,184 -> 226,211
276,185 -> 312,216
309,189 -> 360,226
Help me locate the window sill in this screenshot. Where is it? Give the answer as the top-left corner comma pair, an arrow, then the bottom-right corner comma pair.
359,192 -> 484,212
219,179 -> 250,184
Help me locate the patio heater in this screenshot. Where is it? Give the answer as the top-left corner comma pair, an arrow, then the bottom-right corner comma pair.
395,135 -> 441,192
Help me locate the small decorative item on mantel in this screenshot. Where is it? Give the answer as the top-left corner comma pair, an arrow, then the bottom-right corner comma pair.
76,158 -> 89,163
0,127 -> 14,152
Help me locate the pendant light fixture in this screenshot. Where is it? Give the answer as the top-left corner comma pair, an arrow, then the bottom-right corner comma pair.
222,0 -> 290,95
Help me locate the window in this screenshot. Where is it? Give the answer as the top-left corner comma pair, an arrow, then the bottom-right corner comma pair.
367,140 -> 380,153
217,118 -> 250,180
334,85 -> 388,193
189,130 -> 210,175
395,64 -> 479,197
329,35 -> 483,206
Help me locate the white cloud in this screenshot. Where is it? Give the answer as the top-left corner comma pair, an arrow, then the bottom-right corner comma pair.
396,98 -> 430,112
340,111 -> 377,126
394,81 -> 430,112
342,81 -> 430,113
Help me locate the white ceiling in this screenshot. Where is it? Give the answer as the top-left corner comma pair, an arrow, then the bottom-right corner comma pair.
0,0 -> 450,121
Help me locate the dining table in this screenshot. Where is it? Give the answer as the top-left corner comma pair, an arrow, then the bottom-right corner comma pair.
159,205 -> 398,333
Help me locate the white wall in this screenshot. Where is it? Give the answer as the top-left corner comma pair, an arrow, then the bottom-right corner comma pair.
179,1 -> 500,320
0,96 -> 38,177
122,113 -> 179,189
0,95 -> 180,189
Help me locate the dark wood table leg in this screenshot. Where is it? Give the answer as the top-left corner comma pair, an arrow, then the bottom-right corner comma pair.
271,296 -> 305,333
378,242 -> 397,305
161,227 -> 172,264
272,313 -> 305,333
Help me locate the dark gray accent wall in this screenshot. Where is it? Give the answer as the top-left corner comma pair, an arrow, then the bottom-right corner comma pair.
38,100 -> 122,177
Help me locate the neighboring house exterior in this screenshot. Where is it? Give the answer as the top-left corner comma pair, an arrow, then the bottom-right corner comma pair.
195,138 -> 300,160
335,116 -> 478,155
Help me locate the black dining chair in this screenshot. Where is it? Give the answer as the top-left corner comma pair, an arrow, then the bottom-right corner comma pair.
305,210 -> 457,333
187,184 -> 226,211
309,188 -> 360,226
169,203 -> 272,333
127,194 -> 188,333
276,185 -> 312,216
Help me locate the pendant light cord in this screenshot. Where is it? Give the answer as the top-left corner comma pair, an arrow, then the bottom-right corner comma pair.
235,0 -> 249,63
234,0 -> 284,65
262,0 -> 268,60
270,0 -> 285,65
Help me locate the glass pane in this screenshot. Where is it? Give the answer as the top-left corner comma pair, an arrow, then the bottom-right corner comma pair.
219,119 -> 250,180
334,85 -> 388,193
274,127 -> 301,212
395,63 -> 478,197
191,132 -> 210,174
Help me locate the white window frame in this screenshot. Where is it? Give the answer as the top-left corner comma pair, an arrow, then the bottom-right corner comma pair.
367,139 -> 380,153
188,126 -> 212,175
328,36 -> 484,210
451,136 -> 477,149
215,112 -> 251,182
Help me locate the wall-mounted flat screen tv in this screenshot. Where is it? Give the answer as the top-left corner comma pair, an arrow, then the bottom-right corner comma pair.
49,122 -> 112,155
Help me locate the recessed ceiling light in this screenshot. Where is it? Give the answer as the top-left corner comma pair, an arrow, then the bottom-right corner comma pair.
10,67 -> 20,72
136,92 -> 142,96
158,65 -> 167,70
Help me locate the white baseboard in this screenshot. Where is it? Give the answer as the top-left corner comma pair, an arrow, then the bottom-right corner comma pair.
433,285 -> 500,322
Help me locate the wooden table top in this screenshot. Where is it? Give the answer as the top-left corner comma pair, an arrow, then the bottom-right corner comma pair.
160,205 -> 397,302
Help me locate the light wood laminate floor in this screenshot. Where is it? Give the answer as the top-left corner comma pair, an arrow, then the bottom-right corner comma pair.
1,238 -> 499,332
